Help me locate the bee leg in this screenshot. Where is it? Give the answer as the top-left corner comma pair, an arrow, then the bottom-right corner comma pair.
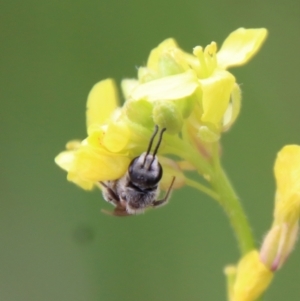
99,182 -> 131,217
152,177 -> 176,208
99,181 -> 121,206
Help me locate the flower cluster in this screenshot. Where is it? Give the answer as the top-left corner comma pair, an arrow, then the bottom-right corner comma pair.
55,26 -> 300,301
55,28 -> 267,192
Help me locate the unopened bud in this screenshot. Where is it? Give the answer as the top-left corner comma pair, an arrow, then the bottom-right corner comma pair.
158,52 -> 187,76
138,67 -> 158,83
124,99 -> 154,128
232,250 -> 273,301
260,222 -> 298,271
153,101 -> 183,134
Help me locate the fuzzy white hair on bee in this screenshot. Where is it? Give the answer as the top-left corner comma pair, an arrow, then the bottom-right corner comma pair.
100,125 -> 175,217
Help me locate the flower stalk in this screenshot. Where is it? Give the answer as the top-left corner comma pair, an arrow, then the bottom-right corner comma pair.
210,159 -> 255,255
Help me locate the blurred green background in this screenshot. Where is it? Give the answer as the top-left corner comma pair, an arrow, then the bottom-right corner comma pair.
1,1 -> 300,300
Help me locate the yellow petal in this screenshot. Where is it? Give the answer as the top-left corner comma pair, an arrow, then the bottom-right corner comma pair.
55,148 -> 95,190
55,150 -> 76,172
233,250 -> 273,301
121,78 -> 139,99
67,174 -> 95,190
102,121 -> 131,153
217,28 -> 268,69
87,109 -> 131,153
274,145 -> 300,223
68,145 -> 130,189
200,70 -> 235,127
86,78 -> 119,129
222,83 -> 242,131
131,70 -> 199,101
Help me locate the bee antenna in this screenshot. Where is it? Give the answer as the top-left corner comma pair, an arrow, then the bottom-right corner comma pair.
148,127 -> 166,170
142,125 -> 159,167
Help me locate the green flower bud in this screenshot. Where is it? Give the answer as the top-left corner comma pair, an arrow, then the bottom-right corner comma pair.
158,52 -> 187,77
153,101 -> 183,134
124,98 -> 154,128
138,67 -> 159,83
121,79 -> 139,99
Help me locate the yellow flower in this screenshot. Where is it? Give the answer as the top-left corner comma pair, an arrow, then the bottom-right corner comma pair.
55,78 -> 185,190
191,28 -> 268,137
126,28 -> 267,140
231,250 -> 273,301
55,79 -> 131,189
260,145 -> 300,270
55,28 -> 268,192
127,70 -> 200,134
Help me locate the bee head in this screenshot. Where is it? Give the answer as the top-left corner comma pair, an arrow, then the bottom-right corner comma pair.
128,126 -> 165,188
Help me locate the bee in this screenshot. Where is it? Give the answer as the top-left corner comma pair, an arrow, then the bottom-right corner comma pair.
100,125 -> 175,216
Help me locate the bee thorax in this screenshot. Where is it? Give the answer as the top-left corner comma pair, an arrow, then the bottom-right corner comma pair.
124,186 -> 159,214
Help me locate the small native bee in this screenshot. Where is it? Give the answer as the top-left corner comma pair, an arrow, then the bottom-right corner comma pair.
100,125 -> 175,216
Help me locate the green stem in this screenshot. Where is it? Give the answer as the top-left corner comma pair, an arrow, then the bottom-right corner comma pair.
210,146 -> 255,255
185,178 -> 220,202
164,135 -> 213,176
165,134 -> 255,255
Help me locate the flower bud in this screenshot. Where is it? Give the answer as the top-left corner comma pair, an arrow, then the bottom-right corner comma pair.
153,101 -> 183,134
232,250 -> 273,301
138,67 -> 158,83
147,38 -> 190,76
121,79 -> 139,99
158,52 -> 187,76
259,145 -> 300,271
274,145 -> 300,224
124,98 -> 154,128
260,222 -> 299,271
